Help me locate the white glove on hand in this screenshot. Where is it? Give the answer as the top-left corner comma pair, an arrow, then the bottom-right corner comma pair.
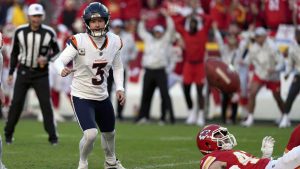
261,136 -> 275,158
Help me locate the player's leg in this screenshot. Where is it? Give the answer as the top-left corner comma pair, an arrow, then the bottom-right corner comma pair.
241,80 -> 263,127
183,63 -> 195,124
95,98 -> 125,169
136,69 -> 156,122
281,75 -> 300,128
32,75 -> 58,144
4,73 -> 30,143
266,145 -> 300,169
221,92 -> 229,124
71,96 -> 98,169
156,69 -> 175,124
196,84 -> 205,126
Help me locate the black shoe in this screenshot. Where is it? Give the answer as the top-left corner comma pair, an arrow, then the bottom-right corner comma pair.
48,136 -> 58,146
5,135 -> 13,145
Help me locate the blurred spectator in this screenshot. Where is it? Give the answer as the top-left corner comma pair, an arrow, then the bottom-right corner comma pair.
181,0 -> 204,17
213,22 -> 240,124
241,27 -> 285,127
210,0 -> 231,33
292,0 -> 300,26
281,28 -> 300,128
135,9 -> 175,124
174,13 -> 212,126
228,0 -> 246,28
141,0 -> 165,31
103,0 -> 122,20
6,0 -> 28,27
73,0 -> 98,33
263,0 -> 292,32
107,19 -> 138,120
162,0 -> 185,23
242,0 -> 265,28
119,0 -> 142,20
56,0 -> 77,34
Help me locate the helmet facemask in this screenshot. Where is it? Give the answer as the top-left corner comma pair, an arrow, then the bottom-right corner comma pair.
212,127 -> 237,151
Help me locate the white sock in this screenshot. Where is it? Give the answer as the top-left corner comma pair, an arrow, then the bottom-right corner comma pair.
101,131 -> 116,164
79,128 -> 98,162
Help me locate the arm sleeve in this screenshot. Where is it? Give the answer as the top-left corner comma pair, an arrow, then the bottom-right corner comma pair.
112,50 -> 124,91
53,43 -> 77,76
163,16 -> 175,40
48,34 -> 60,61
137,21 -> 152,41
214,29 -> 225,56
9,31 -> 20,75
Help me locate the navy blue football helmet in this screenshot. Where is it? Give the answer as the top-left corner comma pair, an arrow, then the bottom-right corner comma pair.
82,2 -> 110,37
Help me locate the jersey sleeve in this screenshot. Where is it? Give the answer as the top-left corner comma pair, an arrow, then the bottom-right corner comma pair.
286,125 -> 300,152
54,35 -> 78,75
112,50 -> 124,91
200,156 -> 217,169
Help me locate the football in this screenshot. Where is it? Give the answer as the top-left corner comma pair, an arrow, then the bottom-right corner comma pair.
205,57 -> 240,93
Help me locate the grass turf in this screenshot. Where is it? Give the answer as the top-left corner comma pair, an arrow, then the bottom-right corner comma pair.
0,120 -> 294,169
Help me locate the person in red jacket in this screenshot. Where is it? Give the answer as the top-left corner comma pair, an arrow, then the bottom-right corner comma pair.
175,12 -> 212,126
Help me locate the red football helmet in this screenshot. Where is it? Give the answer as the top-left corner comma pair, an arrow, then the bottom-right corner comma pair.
196,124 -> 237,155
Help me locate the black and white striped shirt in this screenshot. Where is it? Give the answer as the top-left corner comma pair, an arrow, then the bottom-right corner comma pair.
9,24 -> 60,75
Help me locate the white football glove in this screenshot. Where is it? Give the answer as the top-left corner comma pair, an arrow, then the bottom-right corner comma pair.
261,136 -> 275,158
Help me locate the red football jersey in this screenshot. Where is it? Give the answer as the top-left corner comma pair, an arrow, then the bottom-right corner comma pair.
264,0 -> 291,29
286,125 -> 300,152
175,15 -> 212,63
200,150 -> 270,169
295,0 -> 300,25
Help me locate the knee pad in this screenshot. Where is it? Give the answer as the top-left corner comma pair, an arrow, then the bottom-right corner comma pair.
83,128 -> 98,143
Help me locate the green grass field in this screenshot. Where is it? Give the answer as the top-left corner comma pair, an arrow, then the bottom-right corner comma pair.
0,120 -> 294,169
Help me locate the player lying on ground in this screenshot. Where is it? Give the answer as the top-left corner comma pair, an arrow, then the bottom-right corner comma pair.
197,124 -> 300,169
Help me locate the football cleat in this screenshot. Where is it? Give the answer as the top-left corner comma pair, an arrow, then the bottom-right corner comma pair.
186,109 -> 197,125
78,160 -> 88,169
104,159 -> 126,169
241,114 -> 253,127
279,114 -> 291,128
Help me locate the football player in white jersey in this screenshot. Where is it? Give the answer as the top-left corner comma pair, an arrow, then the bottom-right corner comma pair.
54,2 -> 126,169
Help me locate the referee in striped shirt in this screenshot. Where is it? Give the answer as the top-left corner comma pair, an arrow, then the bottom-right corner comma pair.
4,4 -> 59,145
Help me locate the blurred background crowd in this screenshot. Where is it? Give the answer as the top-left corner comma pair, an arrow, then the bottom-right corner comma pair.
0,0 -> 299,128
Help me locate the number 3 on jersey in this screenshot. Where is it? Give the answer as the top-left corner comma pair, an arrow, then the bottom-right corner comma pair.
92,62 -> 108,85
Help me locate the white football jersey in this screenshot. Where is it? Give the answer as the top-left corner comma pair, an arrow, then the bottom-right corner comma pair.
54,32 -> 124,101
245,38 -> 284,81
